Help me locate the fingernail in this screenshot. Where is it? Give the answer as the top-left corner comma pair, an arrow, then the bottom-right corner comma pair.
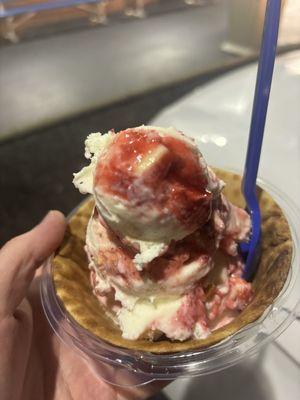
40,210 -> 61,224
42,210 -> 54,220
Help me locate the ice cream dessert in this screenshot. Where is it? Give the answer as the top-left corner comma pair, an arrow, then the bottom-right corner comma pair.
73,126 -> 253,341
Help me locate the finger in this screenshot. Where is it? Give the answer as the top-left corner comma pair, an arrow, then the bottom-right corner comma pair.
0,211 -> 66,318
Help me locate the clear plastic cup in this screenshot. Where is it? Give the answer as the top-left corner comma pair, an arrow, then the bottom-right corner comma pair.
40,177 -> 300,387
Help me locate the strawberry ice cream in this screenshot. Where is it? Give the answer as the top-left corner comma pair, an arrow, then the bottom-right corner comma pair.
73,126 -> 253,341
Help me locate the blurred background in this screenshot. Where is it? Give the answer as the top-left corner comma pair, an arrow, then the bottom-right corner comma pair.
1,0 -> 300,242
0,1 -> 300,398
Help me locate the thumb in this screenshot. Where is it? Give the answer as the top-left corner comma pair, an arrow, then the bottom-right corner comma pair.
0,211 -> 66,319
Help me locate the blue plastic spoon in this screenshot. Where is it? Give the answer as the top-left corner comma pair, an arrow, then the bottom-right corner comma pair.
240,0 -> 281,281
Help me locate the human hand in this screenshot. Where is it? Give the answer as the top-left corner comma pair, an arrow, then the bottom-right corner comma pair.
0,212 -> 166,400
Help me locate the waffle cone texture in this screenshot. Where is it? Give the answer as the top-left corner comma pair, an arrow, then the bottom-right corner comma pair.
52,169 -> 293,353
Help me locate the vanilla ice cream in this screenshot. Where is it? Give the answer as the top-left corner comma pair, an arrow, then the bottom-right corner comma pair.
74,125 -> 253,341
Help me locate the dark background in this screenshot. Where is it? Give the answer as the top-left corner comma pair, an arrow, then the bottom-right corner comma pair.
0,66 -> 244,245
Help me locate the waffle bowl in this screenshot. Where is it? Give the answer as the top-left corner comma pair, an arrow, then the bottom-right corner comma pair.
41,170 -> 300,386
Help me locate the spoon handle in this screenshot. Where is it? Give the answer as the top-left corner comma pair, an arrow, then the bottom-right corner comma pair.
242,0 -> 281,200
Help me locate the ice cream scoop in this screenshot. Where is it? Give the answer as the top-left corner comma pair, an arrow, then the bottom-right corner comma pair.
74,126 -> 223,268
86,208 -> 252,341
74,126 -> 253,341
